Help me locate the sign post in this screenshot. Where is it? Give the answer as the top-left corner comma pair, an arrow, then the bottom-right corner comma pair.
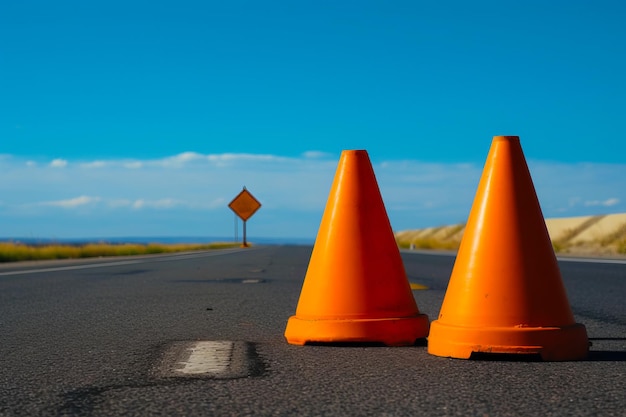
228,186 -> 262,247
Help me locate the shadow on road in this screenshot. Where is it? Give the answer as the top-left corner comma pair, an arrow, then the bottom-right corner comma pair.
587,351 -> 626,361
588,338 -> 626,361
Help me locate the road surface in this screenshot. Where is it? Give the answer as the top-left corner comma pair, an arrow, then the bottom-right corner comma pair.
1,246 -> 625,416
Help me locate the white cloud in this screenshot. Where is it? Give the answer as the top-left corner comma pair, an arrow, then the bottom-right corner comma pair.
124,161 -> 143,169
584,198 -> 620,207
108,199 -> 133,208
528,161 -> 625,216
205,153 -> 284,166
207,197 -> 227,209
160,152 -> 205,167
50,159 -> 68,168
0,152 -> 624,238
41,196 -> 101,208
81,161 -> 107,169
132,198 -> 181,209
302,151 -> 332,159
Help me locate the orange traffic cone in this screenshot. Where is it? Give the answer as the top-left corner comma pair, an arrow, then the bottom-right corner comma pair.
427,136 -> 588,360
285,150 -> 430,346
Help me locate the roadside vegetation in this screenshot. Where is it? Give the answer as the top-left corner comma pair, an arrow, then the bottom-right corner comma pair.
0,241 -> 239,263
618,239 -> 626,254
396,237 -> 461,251
396,234 -> 626,255
395,216 -> 626,256
395,224 -> 464,252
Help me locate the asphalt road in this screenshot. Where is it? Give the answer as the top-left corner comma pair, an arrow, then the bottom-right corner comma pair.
1,246 -> 625,417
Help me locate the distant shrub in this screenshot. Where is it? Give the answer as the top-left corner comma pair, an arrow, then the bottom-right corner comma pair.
0,242 -> 239,263
552,241 -> 566,253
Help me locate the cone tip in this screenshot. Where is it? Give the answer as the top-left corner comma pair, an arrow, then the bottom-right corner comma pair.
493,135 -> 520,142
342,149 -> 368,155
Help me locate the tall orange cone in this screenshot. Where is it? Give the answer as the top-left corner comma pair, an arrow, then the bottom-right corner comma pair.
428,136 -> 588,360
285,150 -> 429,346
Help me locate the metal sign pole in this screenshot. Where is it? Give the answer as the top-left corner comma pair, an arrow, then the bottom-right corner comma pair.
242,220 -> 248,247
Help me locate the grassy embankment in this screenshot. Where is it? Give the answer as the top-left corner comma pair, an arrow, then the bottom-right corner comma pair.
395,231 -> 626,255
0,242 -> 240,263
395,224 -> 464,252
395,216 -> 626,256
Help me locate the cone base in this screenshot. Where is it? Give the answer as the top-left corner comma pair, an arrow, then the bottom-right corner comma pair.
285,314 -> 430,347
427,320 -> 589,361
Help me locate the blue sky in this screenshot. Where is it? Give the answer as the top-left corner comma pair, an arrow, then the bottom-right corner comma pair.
1,1 -> 625,241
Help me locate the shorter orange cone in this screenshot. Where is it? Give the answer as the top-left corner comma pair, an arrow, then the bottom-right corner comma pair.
427,136 -> 588,361
285,150 -> 429,346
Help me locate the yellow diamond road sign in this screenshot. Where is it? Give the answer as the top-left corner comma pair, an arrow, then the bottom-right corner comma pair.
228,187 -> 261,221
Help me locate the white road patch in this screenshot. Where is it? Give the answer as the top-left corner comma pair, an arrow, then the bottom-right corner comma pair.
156,340 -> 262,379
176,341 -> 234,375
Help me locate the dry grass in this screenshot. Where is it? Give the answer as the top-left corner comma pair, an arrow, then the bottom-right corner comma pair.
0,242 -> 239,263
397,238 -> 461,251
396,213 -> 626,257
